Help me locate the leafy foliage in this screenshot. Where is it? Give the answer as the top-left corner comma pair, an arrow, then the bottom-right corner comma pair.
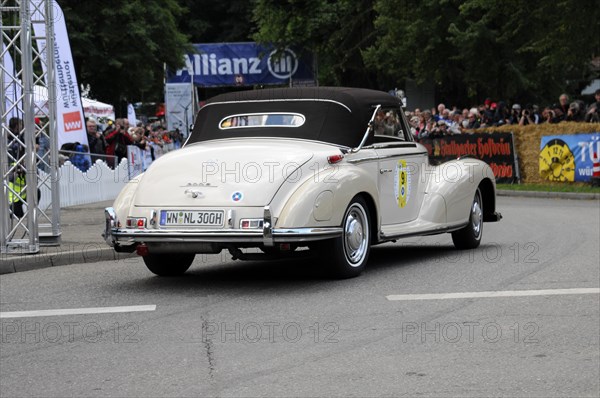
364,0 -> 600,105
252,0 -> 377,87
59,0 -> 190,107
55,0 -> 600,108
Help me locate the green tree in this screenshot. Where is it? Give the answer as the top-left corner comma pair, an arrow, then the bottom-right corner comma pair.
177,0 -> 254,43
365,0 -> 600,106
59,0 -> 190,110
252,0 -> 377,87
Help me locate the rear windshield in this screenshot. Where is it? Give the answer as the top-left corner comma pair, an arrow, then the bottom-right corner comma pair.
219,113 -> 305,129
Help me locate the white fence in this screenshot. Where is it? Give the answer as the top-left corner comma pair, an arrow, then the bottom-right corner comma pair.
36,143 -> 177,208
38,158 -> 130,209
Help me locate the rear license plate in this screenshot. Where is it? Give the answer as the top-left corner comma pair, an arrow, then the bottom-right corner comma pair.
160,210 -> 224,227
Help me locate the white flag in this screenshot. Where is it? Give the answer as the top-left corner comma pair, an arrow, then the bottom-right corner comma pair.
127,104 -> 137,127
30,0 -> 88,149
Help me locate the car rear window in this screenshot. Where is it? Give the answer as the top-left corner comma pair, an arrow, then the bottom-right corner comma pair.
219,113 -> 305,129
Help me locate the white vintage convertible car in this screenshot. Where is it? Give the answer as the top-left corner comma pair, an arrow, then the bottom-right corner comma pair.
104,87 -> 501,278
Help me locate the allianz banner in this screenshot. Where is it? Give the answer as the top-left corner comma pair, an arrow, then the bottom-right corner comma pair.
419,132 -> 519,183
539,133 -> 600,182
166,43 -> 315,87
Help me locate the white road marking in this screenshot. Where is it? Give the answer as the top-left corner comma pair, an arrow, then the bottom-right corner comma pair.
386,288 -> 600,301
0,305 -> 156,319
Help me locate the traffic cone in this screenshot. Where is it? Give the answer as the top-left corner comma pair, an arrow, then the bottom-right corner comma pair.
592,152 -> 600,187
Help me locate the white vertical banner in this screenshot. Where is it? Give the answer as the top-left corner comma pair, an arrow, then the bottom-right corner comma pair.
165,83 -> 193,137
30,0 -> 88,149
1,43 -> 23,120
127,103 -> 137,127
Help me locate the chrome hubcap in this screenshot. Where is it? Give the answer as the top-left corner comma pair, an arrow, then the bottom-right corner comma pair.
344,204 -> 368,266
471,194 -> 482,239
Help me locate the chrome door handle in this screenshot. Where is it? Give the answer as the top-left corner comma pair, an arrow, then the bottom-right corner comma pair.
380,168 -> 393,174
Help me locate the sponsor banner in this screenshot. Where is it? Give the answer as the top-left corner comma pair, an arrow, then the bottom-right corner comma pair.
165,83 -> 194,137
30,0 -> 88,149
419,132 -> 519,183
539,133 -> 600,182
167,43 -> 315,87
81,97 -> 115,121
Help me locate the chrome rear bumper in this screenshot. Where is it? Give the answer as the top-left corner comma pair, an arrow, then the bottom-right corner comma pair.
103,207 -> 341,249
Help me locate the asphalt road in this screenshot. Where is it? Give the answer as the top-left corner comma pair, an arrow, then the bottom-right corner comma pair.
1,197 -> 599,397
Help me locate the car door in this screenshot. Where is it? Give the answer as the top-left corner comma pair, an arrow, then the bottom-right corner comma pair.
372,107 -> 427,225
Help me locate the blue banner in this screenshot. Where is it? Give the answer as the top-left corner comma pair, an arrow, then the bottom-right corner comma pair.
166,43 -> 315,87
539,133 -> 600,182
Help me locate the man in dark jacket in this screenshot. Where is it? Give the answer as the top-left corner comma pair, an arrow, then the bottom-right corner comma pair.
86,117 -> 107,164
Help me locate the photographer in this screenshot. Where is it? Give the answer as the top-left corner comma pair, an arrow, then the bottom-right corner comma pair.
566,101 -> 586,122
585,89 -> 600,123
542,107 -> 561,124
509,104 -> 522,125
518,105 -> 539,126
104,118 -> 133,168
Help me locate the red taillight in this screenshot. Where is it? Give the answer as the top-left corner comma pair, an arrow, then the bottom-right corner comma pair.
241,220 -> 250,228
126,217 -> 146,229
327,154 -> 344,164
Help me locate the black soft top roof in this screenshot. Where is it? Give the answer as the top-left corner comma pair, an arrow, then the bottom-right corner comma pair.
187,87 -> 402,147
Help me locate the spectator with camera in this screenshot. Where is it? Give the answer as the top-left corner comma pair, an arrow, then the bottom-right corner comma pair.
517,104 -> 539,126
105,118 -> 133,168
585,89 -> 600,123
542,107 -> 561,123
508,104 -> 523,125
566,101 -> 586,122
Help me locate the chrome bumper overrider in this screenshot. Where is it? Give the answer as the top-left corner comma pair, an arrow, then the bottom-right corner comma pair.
103,207 -> 342,248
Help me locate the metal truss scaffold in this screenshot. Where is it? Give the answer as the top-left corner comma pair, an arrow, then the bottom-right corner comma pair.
1,0 -> 60,254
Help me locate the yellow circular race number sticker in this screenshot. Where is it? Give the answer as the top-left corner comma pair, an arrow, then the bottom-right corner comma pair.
395,160 -> 410,208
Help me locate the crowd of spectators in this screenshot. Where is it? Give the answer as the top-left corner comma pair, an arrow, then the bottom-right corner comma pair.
62,117 -> 185,171
406,88 -> 600,140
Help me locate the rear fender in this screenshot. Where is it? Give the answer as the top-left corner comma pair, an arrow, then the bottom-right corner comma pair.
275,163 -> 380,230
425,160 -> 495,225
113,174 -> 143,226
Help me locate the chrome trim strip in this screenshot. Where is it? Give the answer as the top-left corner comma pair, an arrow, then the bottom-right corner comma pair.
347,157 -> 378,164
103,207 -> 117,247
379,222 -> 468,241
347,151 -> 428,164
226,209 -> 234,228
109,227 -> 343,244
204,99 -> 352,113
368,142 -> 417,149
263,206 -> 274,247
375,152 -> 428,160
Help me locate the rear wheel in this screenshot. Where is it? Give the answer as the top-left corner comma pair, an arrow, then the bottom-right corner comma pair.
320,197 -> 371,279
451,188 -> 483,249
143,253 -> 195,276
